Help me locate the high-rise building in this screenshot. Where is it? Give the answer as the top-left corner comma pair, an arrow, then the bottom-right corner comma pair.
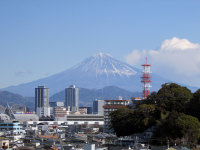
93,100 -> 104,115
65,85 -> 79,112
35,86 -> 50,117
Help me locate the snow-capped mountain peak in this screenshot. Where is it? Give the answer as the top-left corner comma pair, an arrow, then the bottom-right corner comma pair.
72,52 -> 138,76
93,52 -> 112,58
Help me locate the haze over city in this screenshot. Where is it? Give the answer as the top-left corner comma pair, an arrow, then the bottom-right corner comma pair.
0,0 -> 200,89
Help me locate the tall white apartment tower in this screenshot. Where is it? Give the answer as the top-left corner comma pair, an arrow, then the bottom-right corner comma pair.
35,86 -> 50,117
65,85 -> 79,112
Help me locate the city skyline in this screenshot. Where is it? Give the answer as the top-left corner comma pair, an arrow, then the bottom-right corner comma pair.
0,1 -> 200,88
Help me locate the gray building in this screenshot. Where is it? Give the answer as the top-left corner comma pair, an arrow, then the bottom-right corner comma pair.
65,85 -> 79,112
35,86 -> 50,117
93,100 -> 104,115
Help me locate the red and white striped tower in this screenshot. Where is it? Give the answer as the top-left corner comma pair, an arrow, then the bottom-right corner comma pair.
141,57 -> 152,99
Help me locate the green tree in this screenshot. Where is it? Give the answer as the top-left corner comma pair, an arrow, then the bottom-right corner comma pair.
109,107 -> 134,136
109,83 -> 199,147
156,83 -> 192,112
110,104 -> 157,137
133,104 -> 157,132
186,89 -> 200,121
153,113 -> 200,147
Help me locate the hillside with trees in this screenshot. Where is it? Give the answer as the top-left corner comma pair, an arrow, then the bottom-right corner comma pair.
110,83 -> 200,148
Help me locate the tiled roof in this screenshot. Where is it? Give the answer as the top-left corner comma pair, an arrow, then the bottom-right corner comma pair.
38,135 -> 58,139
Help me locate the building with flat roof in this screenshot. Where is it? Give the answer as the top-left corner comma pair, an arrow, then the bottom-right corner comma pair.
79,107 -> 93,114
50,101 -> 65,115
35,86 -> 50,117
65,85 -> 79,112
0,121 -> 23,134
93,100 -> 104,115
53,107 -> 69,121
0,107 -> 39,122
66,114 -> 104,125
103,100 -> 130,133
131,97 -> 142,109
49,102 -> 65,107
26,114 -> 104,126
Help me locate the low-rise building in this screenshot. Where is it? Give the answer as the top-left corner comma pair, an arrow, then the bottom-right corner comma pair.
131,97 -> 142,109
0,121 -> 23,134
103,100 -> 130,133
79,107 -> 93,114
54,107 -> 68,117
79,107 -> 87,114
26,114 -> 104,126
93,100 -> 104,115
66,114 -> 104,125
50,102 -> 65,115
54,107 -> 69,121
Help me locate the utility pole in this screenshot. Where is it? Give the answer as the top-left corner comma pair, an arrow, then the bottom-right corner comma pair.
167,139 -> 169,149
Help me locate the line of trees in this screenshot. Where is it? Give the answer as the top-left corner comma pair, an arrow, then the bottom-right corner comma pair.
109,83 -> 200,147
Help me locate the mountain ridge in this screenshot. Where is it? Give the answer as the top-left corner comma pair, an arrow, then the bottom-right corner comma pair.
0,90 -> 34,111
3,53 -> 170,96
0,86 -> 141,111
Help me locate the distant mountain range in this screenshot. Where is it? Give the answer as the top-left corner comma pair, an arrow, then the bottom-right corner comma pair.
50,85 -> 141,106
0,86 -> 141,111
3,53 -> 170,97
0,90 -> 34,111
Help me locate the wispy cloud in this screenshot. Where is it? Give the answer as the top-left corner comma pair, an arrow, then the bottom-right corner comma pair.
15,70 -> 33,77
126,37 -> 200,86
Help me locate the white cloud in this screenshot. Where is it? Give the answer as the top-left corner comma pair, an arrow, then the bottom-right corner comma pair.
126,37 -> 200,86
160,37 -> 200,51
125,49 -> 146,66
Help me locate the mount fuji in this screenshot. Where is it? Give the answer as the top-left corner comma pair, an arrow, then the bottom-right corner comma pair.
3,53 -> 169,97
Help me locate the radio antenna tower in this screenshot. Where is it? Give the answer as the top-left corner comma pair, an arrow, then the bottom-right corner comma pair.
141,57 -> 152,99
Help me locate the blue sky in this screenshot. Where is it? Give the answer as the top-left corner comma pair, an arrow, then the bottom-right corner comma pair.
0,0 -> 200,88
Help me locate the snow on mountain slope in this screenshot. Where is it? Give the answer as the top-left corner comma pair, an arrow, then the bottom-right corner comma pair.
72,53 -> 138,76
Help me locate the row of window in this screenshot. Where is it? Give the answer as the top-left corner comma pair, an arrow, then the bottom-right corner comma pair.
0,128 -> 22,130
67,119 -> 104,121
0,124 -> 15,126
105,102 -> 128,105
67,116 -> 104,119
104,109 -> 117,111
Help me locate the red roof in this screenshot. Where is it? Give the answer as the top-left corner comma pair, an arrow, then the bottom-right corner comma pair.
142,64 -> 151,66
